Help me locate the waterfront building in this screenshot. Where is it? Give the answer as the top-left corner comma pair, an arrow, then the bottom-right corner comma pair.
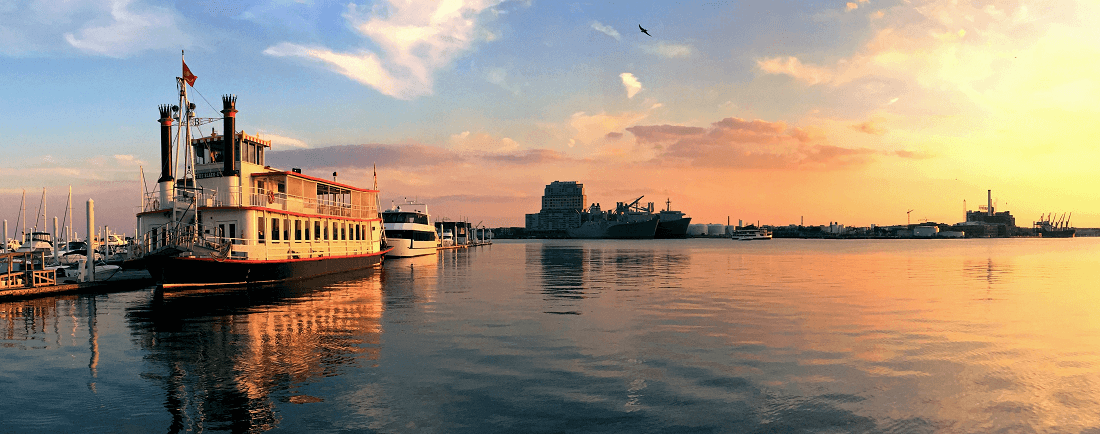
526,181 -> 586,231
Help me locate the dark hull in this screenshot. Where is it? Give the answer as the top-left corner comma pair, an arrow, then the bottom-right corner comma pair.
566,218 -> 659,239
146,251 -> 388,288
1040,229 -> 1076,238
655,217 -> 691,239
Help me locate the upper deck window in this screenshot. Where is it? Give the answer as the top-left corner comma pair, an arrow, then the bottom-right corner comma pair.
383,212 -> 428,225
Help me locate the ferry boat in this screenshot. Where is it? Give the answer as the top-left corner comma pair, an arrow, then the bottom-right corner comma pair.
731,228 -> 772,241
381,201 -> 439,257
132,65 -> 389,288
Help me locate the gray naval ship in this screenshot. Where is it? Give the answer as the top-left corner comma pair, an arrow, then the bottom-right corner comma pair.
654,198 -> 692,238
566,200 -> 659,239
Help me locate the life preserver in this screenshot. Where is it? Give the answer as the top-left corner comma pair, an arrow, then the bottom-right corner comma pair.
267,191 -> 275,204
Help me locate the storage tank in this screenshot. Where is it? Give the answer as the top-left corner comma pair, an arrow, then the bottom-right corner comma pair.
687,224 -> 708,237
707,224 -> 726,237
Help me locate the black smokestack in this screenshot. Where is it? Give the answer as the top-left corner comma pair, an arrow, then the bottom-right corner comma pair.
158,105 -> 173,183
222,95 -> 238,176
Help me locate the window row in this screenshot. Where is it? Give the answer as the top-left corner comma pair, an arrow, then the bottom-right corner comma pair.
258,216 -> 374,243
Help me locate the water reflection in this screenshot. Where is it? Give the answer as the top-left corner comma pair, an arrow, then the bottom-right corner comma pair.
125,268 -> 384,433
529,243 -> 690,315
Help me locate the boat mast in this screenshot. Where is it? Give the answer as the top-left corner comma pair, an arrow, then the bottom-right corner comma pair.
38,188 -> 46,233
20,189 -> 25,240
65,186 -> 72,244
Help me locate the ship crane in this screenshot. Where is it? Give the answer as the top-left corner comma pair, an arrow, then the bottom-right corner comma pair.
622,195 -> 646,213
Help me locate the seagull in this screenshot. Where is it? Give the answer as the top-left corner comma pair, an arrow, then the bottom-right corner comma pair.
639,25 -> 651,37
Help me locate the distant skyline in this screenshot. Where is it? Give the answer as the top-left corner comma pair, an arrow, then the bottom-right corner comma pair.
2,0 -> 1098,234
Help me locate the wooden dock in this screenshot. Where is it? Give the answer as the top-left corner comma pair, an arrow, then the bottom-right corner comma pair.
0,251 -> 154,300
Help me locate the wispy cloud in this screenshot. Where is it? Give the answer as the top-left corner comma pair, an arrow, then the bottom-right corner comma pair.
628,116 -> 876,169
756,56 -> 835,85
590,21 -> 621,41
639,42 -> 694,58
620,72 -> 642,98
265,0 -> 509,99
256,130 -> 310,150
0,0 -> 191,57
851,120 -> 886,135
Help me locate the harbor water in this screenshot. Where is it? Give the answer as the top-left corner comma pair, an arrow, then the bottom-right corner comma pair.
2,238 -> 1099,432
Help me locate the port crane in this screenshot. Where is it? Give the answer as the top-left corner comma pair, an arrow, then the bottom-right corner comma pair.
907,209 -> 914,226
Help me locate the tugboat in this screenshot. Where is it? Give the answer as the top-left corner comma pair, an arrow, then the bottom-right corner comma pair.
131,58 -> 390,288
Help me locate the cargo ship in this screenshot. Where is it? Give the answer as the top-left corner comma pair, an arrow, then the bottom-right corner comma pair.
654,198 -> 691,238
1035,213 -> 1075,238
132,62 -> 390,288
565,200 -> 659,239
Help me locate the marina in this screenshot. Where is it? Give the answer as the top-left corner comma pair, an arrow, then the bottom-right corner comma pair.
3,238 -> 1100,432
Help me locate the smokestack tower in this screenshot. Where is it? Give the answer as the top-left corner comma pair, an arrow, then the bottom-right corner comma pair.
987,190 -> 993,217
158,105 -> 173,183
221,95 -> 238,177
157,105 -> 174,209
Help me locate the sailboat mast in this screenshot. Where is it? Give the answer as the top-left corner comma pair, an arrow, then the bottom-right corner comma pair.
39,188 -> 46,232
20,189 -> 25,239
66,186 -> 72,244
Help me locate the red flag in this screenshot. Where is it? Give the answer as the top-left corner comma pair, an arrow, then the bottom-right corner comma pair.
182,60 -> 197,87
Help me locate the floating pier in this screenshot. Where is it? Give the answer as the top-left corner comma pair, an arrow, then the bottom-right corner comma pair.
436,221 -> 492,250
0,251 -> 153,301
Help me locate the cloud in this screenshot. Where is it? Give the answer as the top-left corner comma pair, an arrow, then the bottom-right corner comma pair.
0,0 -> 191,57
255,131 -> 310,150
570,109 -> 653,146
605,132 -> 624,141
265,0 -> 508,99
267,144 -> 461,169
639,42 -> 694,58
590,21 -> 621,41
627,116 -> 875,169
847,2 -> 859,11
486,67 -> 521,95
893,149 -> 934,159
756,56 -> 834,85
851,120 -> 886,135
450,131 -> 520,154
480,148 -> 574,165
620,72 -> 642,98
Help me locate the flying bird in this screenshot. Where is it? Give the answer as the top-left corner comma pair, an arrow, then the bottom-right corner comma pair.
639,25 -> 651,37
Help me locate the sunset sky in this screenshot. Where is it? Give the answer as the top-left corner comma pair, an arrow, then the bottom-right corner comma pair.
1,0 -> 1098,234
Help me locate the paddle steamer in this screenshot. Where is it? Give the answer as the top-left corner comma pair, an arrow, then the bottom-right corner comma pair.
132,64 -> 389,288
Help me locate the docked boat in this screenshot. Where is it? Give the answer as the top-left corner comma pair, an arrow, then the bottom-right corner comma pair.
565,200 -> 659,239
131,65 -> 390,288
731,228 -> 772,241
654,198 -> 691,239
382,201 -> 438,257
1035,213 -> 1075,238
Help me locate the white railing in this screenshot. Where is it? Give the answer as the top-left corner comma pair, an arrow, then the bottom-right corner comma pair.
143,186 -> 378,219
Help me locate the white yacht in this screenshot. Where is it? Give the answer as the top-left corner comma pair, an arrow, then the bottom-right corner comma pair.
382,202 -> 439,257
731,228 -> 772,241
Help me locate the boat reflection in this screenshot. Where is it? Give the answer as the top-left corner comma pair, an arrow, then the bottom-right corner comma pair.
529,243 -> 690,315
125,267 -> 384,433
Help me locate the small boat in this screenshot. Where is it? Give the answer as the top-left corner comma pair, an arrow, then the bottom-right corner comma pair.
382,201 -> 439,258
440,230 -> 455,247
731,228 -> 772,241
